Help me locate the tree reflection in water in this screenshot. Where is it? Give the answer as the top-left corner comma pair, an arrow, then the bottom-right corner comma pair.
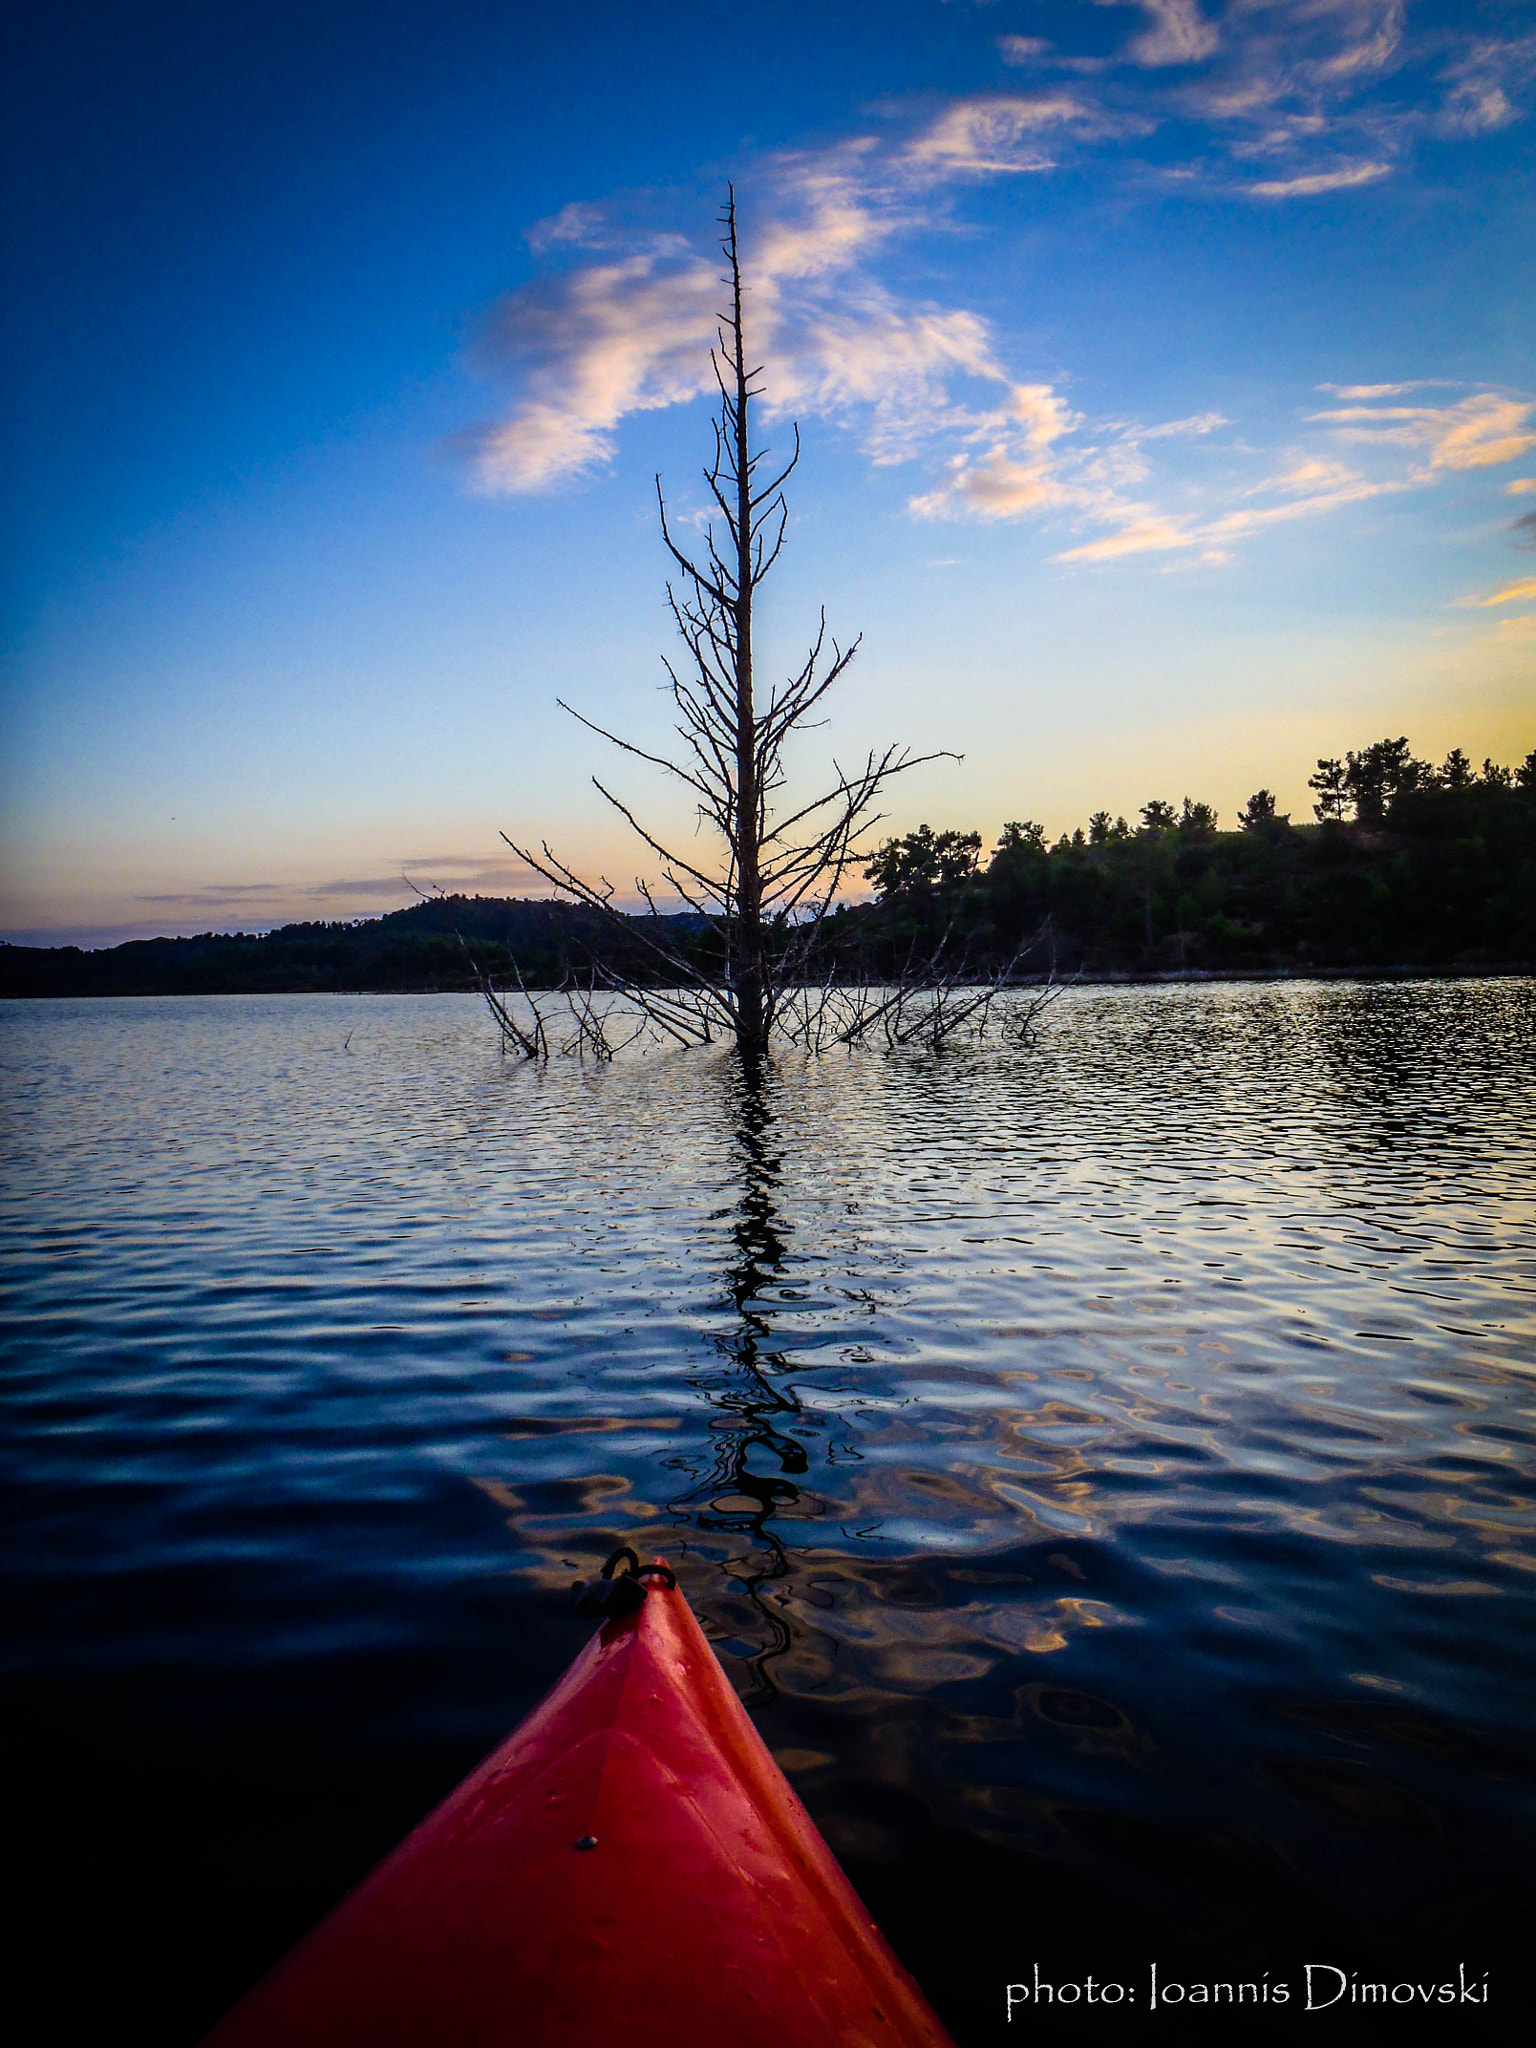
668,1054 -> 812,1705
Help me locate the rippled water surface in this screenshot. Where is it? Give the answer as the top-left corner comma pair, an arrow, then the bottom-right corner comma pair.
4,983 -> 1535,2041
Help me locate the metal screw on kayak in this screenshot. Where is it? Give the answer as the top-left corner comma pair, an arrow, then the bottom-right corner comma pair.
574,1835 -> 598,1851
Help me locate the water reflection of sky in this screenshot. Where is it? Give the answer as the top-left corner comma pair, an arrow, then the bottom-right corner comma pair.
4,979 -> 1534,2039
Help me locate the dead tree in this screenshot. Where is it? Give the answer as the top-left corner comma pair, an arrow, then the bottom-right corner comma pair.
500,188 -> 949,1059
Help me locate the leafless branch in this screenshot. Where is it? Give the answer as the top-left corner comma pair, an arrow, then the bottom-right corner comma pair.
487,189 -> 1050,1060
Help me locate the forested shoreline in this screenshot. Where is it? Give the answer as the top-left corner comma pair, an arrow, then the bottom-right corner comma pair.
6,738 -> 1533,998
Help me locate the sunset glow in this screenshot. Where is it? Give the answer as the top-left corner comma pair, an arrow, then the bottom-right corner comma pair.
4,0 -> 1532,944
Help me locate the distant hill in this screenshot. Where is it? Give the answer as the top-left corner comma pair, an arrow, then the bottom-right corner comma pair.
0,896 -> 710,998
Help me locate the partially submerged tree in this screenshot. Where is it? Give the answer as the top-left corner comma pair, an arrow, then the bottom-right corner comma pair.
498,190 -> 959,1058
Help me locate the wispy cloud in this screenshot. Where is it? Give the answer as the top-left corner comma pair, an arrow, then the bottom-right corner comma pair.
997,37 -> 1055,68
1247,160 -> 1390,197
452,11 -> 1532,567
1436,34 -> 1536,137
1116,0 -> 1221,71
1030,387 -> 1533,569
1306,390 -> 1536,473
1250,457 -> 1356,494
1203,469 -> 1403,536
1457,575 -> 1536,609
900,92 -> 1122,176
1047,453 -> 1404,566
990,1 -> 1535,199
1318,379 -> 1459,398
459,103 -> 1099,496
134,852 -> 543,921
1134,411 -> 1231,440
460,251 -> 722,492
464,183 -> 1534,566
1055,512 -> 1203,563
524,201 -> 607,254
139,882 -> 289,905
910,445 -> 1071,521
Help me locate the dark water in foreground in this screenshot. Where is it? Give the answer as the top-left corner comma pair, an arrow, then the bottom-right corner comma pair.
3,983 -> 1534,2043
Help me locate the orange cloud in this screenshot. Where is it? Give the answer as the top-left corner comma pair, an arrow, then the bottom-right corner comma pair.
1458,576 -> 1536,608
1308,390 -> 1536,472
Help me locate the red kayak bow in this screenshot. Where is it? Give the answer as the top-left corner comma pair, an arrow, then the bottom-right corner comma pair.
205,1556 -> 954,2047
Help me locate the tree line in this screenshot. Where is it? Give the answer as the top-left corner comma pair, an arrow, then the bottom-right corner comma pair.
837,740 -> 1536,977
4,736 -> 1531,999
0,899 -> 705,1000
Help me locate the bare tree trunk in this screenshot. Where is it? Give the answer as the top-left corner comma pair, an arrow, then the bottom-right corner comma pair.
498,187 -> 952,1058
724,198 -> 768,1053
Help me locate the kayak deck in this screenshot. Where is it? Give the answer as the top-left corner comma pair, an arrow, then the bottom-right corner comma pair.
205,1560 -> 955,2046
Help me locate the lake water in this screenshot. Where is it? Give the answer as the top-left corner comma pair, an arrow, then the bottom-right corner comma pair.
4,982 -> 1534,2042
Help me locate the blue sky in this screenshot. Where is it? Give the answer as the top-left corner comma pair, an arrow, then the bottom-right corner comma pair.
3,0 -> 1533,944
